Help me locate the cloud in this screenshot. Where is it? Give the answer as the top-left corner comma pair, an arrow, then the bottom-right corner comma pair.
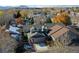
0,0 -> 28,6
0,0 -> 79,6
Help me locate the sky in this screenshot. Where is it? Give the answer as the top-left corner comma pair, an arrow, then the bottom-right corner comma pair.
0,0 -> 79,6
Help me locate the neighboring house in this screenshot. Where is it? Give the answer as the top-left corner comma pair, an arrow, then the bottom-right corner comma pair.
28,32 -> 49,52
9,25 -> 20,34
48,24 -> 79,46
32,24 -> 42,31
70,12 -> 79,25
29,32 -> 46,44
8,25 -> 21,41
33,14 -> 46,25
23,25 -> 30,33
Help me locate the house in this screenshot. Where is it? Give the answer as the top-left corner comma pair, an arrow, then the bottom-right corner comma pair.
23,24 -> 30,33
28,32 -> 49,52
9,25 -> 20,34
29,32 -> 46,44
33,14 -> 46,25
48,24 -> 79,46
70,12 -> 79,25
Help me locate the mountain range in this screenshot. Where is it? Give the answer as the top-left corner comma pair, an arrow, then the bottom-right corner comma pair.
0,5 -> 29,10
0,5 -> 79,10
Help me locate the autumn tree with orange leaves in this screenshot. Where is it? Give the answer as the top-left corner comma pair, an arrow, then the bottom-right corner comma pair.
51,10 -> 72,26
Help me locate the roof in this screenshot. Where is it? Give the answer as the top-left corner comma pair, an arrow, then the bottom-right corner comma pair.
31,32 -> 45,38
30,32 -> 46,43
48,25 -> 64,35
48,25 -> 69,39
70,26 -> 79,35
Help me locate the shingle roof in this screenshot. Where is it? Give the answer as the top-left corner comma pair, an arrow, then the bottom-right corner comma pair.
48,25 -> 64,35
48,25 -> 69,39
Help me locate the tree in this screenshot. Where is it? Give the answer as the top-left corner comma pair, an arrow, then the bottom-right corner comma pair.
51,12 -> 72,26
0,10 -> 4,16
